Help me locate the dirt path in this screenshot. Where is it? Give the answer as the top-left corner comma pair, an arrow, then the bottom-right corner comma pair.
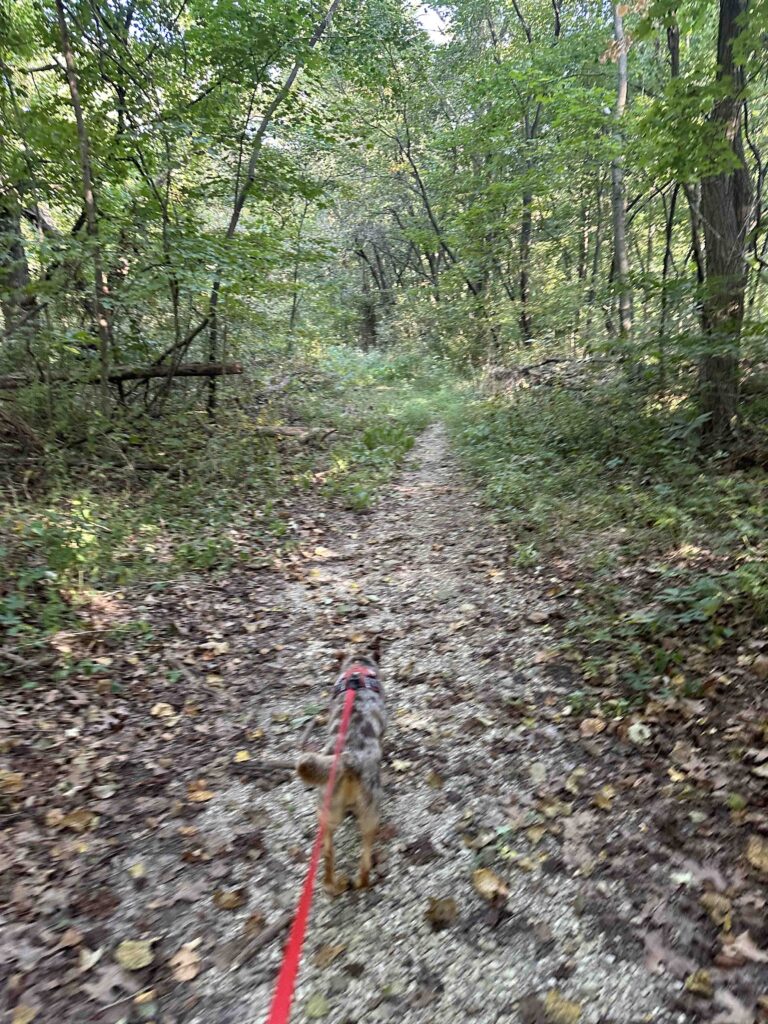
5,425 -> 750,1023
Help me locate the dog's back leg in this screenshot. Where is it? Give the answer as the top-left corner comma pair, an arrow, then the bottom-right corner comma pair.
322,801 -> 348,896
354,801 -> 379,890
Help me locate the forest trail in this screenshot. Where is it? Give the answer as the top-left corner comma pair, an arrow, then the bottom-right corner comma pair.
4,426 -> 731,1024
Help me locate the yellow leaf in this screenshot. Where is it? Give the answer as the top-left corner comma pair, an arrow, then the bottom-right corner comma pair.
746,834 -> 768,874
0,770 -> 24,794
128,862 -> 146,880
472,868 -> 509,901
579,718 -> 605,737
593,784 -> 615,811
115,939 -> 154,971
544,989 -> 582,1023
187,780 -> 215,802
233,750 -> 251,763
150,702 -> 174,718
12,1006 -> 38,1024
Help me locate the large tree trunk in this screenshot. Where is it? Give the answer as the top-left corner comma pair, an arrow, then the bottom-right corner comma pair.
0,197 -> 34,332
55,0 -> 112,414
611,3 -> 632,339
698,0 -> 753,446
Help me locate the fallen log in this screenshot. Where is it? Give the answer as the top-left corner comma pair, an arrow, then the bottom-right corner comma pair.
252,425 -> 336,442
0,361 -> 243,390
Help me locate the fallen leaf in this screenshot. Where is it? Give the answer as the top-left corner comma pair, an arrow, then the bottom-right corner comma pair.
313,943 -> 346,968
60,808 -> 96,833
0,770 -> 24,794
128,863 -> 146,881
391,759 -> 412,772
213,888 -> 247,911
544,988 -> 582,1023
747,835 -> 768,874
114,939 -> 154,971
627,721 -> 652,745
579,718 -> 605,738
426,770 -> 444,789
187,780 -> 215,803
233,750 -> 251,763
79,947 -> 104,972
59,927 -> 84,948
529,761 -> 547,786
700,892 -> 732,931
685,970 -> 714,999
592,784 -> 615,811
305,993 -> 330,1018
150,703 -> 174,718
564,769 -> 585,795
712,989 -> 754,1024
473,868 -> 509,901
12,1006 -> 38,1024
169,942 -> 202,982
721,931 -> 768,964
425,897 -> 458,931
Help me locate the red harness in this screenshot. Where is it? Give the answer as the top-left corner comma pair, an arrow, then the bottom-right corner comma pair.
331,662 -> 380,698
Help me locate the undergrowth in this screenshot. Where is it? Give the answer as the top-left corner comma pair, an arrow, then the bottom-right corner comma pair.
449,379 -> 767,710
0,347 -> 459,656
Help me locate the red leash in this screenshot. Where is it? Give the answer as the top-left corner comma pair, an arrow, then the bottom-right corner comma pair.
264,687 -> 356,1024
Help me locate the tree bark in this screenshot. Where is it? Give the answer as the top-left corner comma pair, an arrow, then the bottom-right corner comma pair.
698,0 -> 753,446
0,362 -> 242,390
54,0 -> 111,414
611,3 -> 632,339
0,197 -> 34,332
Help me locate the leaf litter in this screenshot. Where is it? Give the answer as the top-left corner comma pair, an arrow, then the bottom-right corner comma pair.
2,425 -> 766,1023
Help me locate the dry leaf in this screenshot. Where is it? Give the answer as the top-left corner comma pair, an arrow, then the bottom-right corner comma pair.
169,942 -> 202,981
59,927 -> 84,948
579,718 -> 605,738
473,867 -> 509,901
79,947 -> 104,972
746,834 -> 768,874
150,702 -> 174,718
306,994 -> 330,1018
187,780 -> 215,802
12,1006 -> 38,1024
565,768 -> 585,795
721,931 -> 768,964
60,808 -> 96,832
391,759 -> 412,772
0,770 -> 24,794
233,750 -> 251,763
592,784 -> 615,811
128,862 -> 146,880
627,721 -> 652,745
544,988 -> 582,1023
425,897 -> 458,931
700,892 -> 732,931
313,943 -> 346,968
685,970 -> 714,999
114,939 -> 154,971
213,888 -> 247,911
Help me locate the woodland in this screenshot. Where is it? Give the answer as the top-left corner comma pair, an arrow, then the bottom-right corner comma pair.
1,0 -> 768,1022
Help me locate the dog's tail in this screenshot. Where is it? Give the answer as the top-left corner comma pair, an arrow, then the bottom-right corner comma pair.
297,751 -> 362,786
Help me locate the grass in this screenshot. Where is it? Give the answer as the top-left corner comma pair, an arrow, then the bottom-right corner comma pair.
0,346 -> 460,652
448,376 -> 767,709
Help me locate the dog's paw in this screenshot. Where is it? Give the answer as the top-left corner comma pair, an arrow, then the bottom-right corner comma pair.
324,873 -> 349,897
353,870 -> 371,890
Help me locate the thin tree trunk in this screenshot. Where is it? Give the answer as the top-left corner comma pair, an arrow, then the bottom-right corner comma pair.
55,0 -> 111,414
698,0 -> 753,446
611,3 -> 632,339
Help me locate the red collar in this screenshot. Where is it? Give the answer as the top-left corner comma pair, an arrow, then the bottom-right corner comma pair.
332,663 -> 380,697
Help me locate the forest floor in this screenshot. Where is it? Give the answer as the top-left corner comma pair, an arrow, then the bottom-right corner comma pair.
2,423 -> 768,1024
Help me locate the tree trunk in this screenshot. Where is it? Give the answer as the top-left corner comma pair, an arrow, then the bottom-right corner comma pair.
55,0 -> 111,415
698,0 -> 753,446
611,3 -> 632,339
519,190 -> 533,343
0,197 -> 34,332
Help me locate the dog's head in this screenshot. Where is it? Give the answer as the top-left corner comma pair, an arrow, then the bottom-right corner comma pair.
334,636 -> 382,673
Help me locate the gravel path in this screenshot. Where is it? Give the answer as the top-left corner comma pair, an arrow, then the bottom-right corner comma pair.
5,424 -> 712,1024
186,424 -> 684,1024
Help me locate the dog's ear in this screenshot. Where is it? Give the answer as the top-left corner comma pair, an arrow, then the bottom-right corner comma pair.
368,637 -> 382,665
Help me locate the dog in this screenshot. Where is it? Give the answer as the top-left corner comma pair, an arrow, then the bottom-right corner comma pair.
296,642 -> 386,894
